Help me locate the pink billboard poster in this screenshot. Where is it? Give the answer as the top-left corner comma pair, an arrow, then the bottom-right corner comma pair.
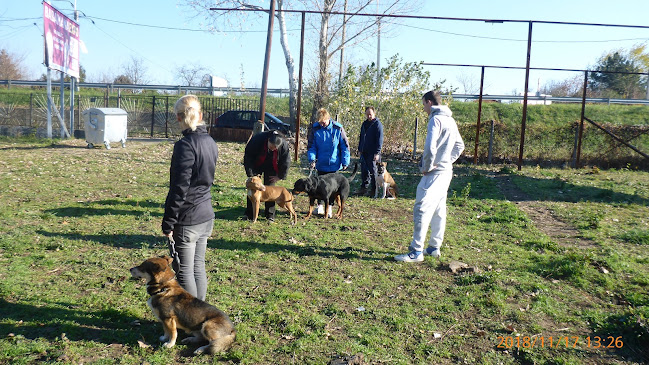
43,2 -> 80,78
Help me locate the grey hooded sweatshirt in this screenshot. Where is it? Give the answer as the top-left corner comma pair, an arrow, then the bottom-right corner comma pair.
420,105 -> 465,174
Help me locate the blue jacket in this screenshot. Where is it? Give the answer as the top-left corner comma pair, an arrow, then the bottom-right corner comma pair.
308,120 -> 350,173
358,118 -> 383,157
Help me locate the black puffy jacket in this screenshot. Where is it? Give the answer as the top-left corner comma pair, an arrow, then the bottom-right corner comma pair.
243,130 -> 291,179
162,125 -> 218,234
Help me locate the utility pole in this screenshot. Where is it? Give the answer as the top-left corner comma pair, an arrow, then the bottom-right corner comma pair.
338,0 -> 348,84
376,0 -> 381,84
70,0 -> 78,136
259,0 -> 276,123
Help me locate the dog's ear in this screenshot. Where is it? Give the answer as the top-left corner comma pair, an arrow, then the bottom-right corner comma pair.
161,255 -> 173,266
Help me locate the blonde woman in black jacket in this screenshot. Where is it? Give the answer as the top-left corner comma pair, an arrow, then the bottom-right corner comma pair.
162,95 -> 218,300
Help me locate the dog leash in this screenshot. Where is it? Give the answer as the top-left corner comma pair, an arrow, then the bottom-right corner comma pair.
167,235 -> 181,268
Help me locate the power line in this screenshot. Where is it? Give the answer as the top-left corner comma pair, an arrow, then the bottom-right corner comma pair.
0,17 -> 41,22
5,12 -> 645,45
83,14 -> 294,34
89,22 -> 174,75
400,23 -> 649,44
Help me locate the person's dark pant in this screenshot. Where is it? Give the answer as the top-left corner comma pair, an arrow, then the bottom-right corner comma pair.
317,170 -> 336,206
360,153 -> 378,192
245,171 -> 277,220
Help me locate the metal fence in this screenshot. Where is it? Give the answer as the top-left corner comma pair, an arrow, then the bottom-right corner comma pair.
334,101 -> 649,169
0,92 -> 259,138
2,89 -> 649,169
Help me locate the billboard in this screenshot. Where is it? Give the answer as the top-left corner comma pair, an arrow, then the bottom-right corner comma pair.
43,2 -> 80,78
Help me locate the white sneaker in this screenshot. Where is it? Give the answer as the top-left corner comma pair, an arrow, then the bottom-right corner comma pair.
328,205 -> 333,218
423,247 -> 441,258
317,204 -> 324,215
394,251 -> 423,262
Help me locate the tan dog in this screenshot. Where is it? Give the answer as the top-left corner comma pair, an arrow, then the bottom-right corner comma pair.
375,162 -> 398,199
130,256 -> 236,355
246,175 -> 298,224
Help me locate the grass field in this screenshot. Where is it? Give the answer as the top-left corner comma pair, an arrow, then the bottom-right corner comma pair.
0,137 -> 648,364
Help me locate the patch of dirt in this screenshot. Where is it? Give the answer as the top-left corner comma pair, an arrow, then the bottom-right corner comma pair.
492,173 -> 598,249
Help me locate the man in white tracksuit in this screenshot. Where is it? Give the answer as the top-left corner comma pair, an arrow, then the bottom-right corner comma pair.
395,90 -> 465,262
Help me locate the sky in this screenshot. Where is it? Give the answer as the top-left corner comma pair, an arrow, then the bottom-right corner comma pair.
1,0 -> 649,96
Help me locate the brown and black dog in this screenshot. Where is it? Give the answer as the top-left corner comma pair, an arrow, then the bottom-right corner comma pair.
130,256 -> 236,355
245,175 -> 298,224
374,162 -> 398,199
292,163 -> 358,220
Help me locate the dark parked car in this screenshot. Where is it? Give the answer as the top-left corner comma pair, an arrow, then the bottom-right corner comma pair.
212,110 -> 291,136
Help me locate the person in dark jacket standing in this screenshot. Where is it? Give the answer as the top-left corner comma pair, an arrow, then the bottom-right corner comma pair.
243,130 -> 291,221
356,106 -> 384,196
162,95 -> 218,301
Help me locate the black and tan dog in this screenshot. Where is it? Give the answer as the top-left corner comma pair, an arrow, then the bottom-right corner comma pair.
292,163 -> 358,220
130,256 -> 236,355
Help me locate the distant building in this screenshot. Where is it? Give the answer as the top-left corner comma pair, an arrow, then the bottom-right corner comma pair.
210,75 -> 228,96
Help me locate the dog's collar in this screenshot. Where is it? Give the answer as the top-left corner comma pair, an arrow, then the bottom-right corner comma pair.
147,284 -> 169,296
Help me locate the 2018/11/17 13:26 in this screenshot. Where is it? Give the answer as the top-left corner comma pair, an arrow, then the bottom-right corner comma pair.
496,335 -> 624,349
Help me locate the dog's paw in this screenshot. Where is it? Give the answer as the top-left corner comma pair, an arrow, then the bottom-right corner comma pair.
162,340 -> 176,348
181,336 -> 202,344
194,344 -> 212,355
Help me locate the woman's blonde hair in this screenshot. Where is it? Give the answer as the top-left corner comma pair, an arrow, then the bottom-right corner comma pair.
174,95 -> 204,131
317,108 -> 330,122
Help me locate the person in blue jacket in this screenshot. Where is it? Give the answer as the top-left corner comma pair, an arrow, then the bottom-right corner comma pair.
356,106 -> 384,196
307,107 -> 350,216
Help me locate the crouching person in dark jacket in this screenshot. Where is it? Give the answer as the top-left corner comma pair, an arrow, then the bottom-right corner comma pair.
162,95 -> 218,301
243,130 -> 291,221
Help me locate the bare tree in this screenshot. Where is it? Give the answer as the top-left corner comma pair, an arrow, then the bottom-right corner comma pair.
175,63 -> 210,86
183,0 -> 418,122
0,48 -> 28,80
113,74 -> 134,84
540,74 -> 584,97
121,56 -> 149,84
87,69 -> 116,83
456,72 -> 479,95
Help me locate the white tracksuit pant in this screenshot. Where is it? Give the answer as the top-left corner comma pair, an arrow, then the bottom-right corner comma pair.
409,171 -> 453,252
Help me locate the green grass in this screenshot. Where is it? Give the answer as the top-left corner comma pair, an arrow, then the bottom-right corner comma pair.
0,137 -> 647,364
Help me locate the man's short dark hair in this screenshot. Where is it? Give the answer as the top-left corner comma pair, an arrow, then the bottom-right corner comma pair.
422,90 -> 442,105
268,130 -> 284,147
365,106 -> 375,112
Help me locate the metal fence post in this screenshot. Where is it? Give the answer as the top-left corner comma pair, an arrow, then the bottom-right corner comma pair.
413,116 -> 419,159
488,120 -> 495,164
150,95 -> 156,138
474,66 -> 485,165
29,93 -> 33,127
165,96 -> 169,138
76,93 -> 80,131
576,71 -> 588,168
571,121 -> 579,168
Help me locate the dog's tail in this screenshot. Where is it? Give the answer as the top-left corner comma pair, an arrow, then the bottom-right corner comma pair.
205,332 -> 236,354
347,162 -> 359,182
